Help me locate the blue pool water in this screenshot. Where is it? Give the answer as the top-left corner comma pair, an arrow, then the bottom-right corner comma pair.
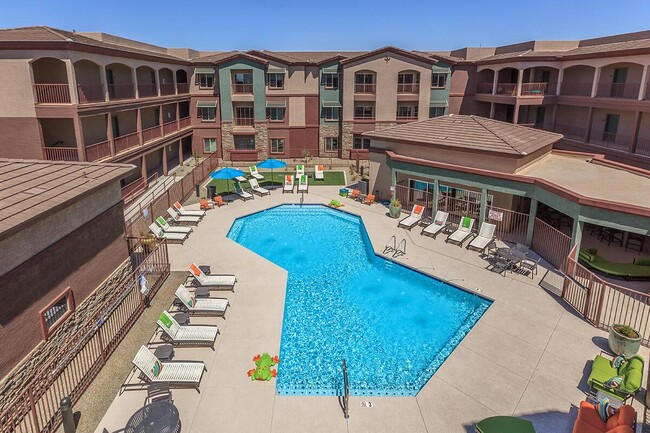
227,205 -> 491,396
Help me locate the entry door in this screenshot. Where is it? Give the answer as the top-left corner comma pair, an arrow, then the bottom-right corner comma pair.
603,113 -> 619,142
111,115 -> 120,138
611,68 -> 628,97
106,69 -> 115,98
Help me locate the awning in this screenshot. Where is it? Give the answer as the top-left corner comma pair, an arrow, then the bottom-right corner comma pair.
429,100 -> 449,107
195,67 -> 215,74
431,65 -> 451,73
266,101 -> 286,108
322,65 -> 339,73
322,101 -> 341,108
267,67 -> 286,74
196,100 -> 217,108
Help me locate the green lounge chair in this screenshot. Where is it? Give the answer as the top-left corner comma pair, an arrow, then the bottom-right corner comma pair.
579,248 -> 650,279
476,416 -> 535,433
587,352 -> 644,402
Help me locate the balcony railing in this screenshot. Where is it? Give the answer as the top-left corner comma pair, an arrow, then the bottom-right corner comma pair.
234,117 -> 254,126
108,84 -> 135,100
160,83 -> 175,96
42,146 -> 78,161
232,84 -> 254,94
476,82 -> 494,94
353,114 -> 375,120
137,83 -> 158,98
354,83 -> 376,94
590,132 -> 631,152
597,82 -> 640,99
635,137 -> 650,157
34,84 -> 71,103
162,120 -> 179,135
397,83 -> 419,93
114,132 -> 140,154
142,125 -> 162,143
521,82 -> 549,96
179,116 -> 191,128
85,140 -> 111,162
559,82 -> 592,97
554,124 -> 587,141
494,83 -> 517,96
177,83 -> 189,94
396,115 -> 418,121
77,84 -> 105,103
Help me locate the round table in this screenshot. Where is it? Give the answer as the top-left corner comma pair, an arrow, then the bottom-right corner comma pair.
495,247 -> 527,265
125,401 -> 179,433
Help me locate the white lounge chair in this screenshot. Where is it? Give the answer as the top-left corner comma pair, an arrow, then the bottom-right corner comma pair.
314,164 -> 324,180
467,222 -> 497,253
398,204 -> 425,230
173,201 -> 206,218
297,174 -> 308,193
156,216 -> 192,234
249,178 -> 270,196
132,345 -> 205,391
421,211 -> 449,239
167,208 -> 201,224
175,285 -> 230,317
157,310 -> 218,348
296,164 -> 305,178
189,263 -> 237,290
249,165 -> 264,181
234,174 -> 247,183
446,216 -> 475,247
283,175 -> 294,194
149,223 -> 188,242
234,182 -> 254,201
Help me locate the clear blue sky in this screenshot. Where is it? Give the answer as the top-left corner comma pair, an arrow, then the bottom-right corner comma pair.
2,0 -> 650,52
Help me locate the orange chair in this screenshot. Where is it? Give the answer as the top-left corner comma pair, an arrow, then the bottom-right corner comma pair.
348,189 -> 360,200
200,199 -> 213,210
572,401 -> 635,433
364,194 -> 375,205
213,196 -> 226,207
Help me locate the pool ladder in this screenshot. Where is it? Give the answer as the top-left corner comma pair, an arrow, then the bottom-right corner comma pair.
340,359 -> 350,419
383,235 -> 406,258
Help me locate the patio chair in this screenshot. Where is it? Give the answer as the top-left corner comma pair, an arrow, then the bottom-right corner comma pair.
314,164 -> 324,180
149,223 -> 188,243
234,182 -> 254,201
421,210 -> 449,239
298,175 -> 309,193
486,255 -> 512,277
348,189 -> 360,200
173,201 -> 206,218
155,216 -> 192,234
175,285 -> 230,317
467,222 -> 497,253
200,199 -> 213,210
249,165 -> 264,181
445,216 -> 475,247
363,194 -> 375,205
283,175 -> 294,194
188,263 -> 237,290
213,196 -> 226,207
249,178 -> 270,196
296,164 -> 305,178
157,310 -> 218,349
132,345 -> 205,392
588,352 -> 645,403
398,204 -> 425,230
519,257 -> 540,278
167,208 -> 201,225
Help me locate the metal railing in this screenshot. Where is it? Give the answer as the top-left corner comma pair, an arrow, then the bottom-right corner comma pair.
521,82 -> 549,96
634,137 -> 650,157
162,120 -> 179,135
121,172 -> 159,205
232,83 -> 253,94
397,83 -> 419,93
0,240 -> 169,433
159,83 -> 175,96
476,82 -> 494,94
234,117 -> 254,126
597,82 -> 641,99
554,124 -> 587,141
531,217 -> 571,269
560,82 -> 593,96
486,205 -> 529,245
137,83 -> 157,98
85,140 -> 111,162
77,84 -> 105,103
341,360 -> 349,419
589,132 -> 631,152
179,117 -> 191,129
114,132 -> 140,154
142,125 -> 162,143
494,83 -> 517,96
107,84 -> 135,100
33,84 -> 71,104
42,147 -> 79,162
354,83 -> 376,94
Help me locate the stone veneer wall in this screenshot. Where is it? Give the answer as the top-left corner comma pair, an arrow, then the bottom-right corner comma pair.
319,124 -> 341,157
254,122 -> 268,160
220,122 -> 234,161
0,259 -> 132,411
341,122 -> 354,159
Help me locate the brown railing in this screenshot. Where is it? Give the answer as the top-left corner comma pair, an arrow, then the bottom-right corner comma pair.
160,83 -> 175,96
554,124 -> 587,141
494,83 -> 517,96
142,125 -> 162,143
232,83 -> 253,93
486,205 -> 529,245
85,140 -> 111,162
42,147 -> 79,162
634,137 -> 650,157
590,132 -> 631,152
354,83 -> 376,94
397,83 -> 419,93
476,82 -> 494,94
234,117 -> 254,126
162,121 -> 179,135
33,84 -> 71,104
177,83 -> 189,94
137,83 -> 157,98
394,184 -> 434,220
396,115 -> 418,121
560,81 -> 592,96
121,172 -> 158,205
179,117 -> 191,129
0,240 -> 169,433
230,150 -> 259,162
107,84 -> 135,100
597,82 -> 640,99
77,84 -> 105,103
114,132 -> 140,154
531,217 -> 571,269
521,82 -> 549,96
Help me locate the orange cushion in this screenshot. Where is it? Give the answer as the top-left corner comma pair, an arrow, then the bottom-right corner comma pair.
606,405 -> 636,430
414,205 -> 423,214
577,401 -> 606,431
215,196 -> 223,204
173,201 -> 182,209
317,165 -> 323,170
286,175 -> 292,182
190,264 -> 202,277
606,426 -> 634,433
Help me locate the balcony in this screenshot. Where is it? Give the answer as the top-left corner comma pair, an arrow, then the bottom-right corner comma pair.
354,83 -> 376,94
179,116 -> 191,129
114,132 -> 140,154
108,84 -> 135,101
597,82 -> 640,99
34,84 -> 71,104
397,83 -> 419,93
234,117 -> 254,126
162,120 -> 179,135
521,82 -> 550,96
590,132 -> 631,152
396,115 -> 418,122
476,83 -> 493,94
142,125 -> 162,143
137,84 -> 158,98
232,84 -> 254,94
177,83 -> 189,94
77,84 -> 105,103
560,82 -> 593,97
160,83 -> 175,96
494,83 -> 517,96
554,124 -> 587,141
635,138 -> 650,157
85,139 -> 111,162
42,146 -> 78,161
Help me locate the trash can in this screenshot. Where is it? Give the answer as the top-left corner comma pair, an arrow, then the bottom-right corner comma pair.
195,183 -> 200,197
206,185 -> 216,200
358,180 -> 368,195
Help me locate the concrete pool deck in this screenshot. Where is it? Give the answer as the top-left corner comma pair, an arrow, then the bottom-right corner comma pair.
95,186 -> 649,433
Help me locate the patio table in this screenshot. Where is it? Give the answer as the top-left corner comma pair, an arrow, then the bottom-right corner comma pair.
495,247 -> 527,271
125,401 -> 179,433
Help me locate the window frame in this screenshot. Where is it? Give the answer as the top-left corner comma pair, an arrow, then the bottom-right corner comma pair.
323,73 -> 339,89
38,287 -> 75,339
325,137 -> 339,152
234,135 -> 256,150
431,73 -> 447,89
270,138 -> 285,154
353,136 -> 370,150
354,105 -> 374,119
267,73 -> 284,89
322,106 -> 340,121
197,106 -> 216,122
196,73 -> 214,89
266,107 -> 286,122
429,106 -> 446,118
396,105 -> 418,119
203,138 -> 217,153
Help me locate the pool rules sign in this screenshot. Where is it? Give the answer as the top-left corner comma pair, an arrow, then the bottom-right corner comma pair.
488,209 -> 503,221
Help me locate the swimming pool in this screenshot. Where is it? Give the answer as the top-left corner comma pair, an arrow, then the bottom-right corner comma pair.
227,205 -> 491,396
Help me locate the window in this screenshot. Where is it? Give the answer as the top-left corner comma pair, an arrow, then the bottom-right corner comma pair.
198,106 -> 216,122
233,72 -> 253,93
398,72 -> 419,92
431,73 -> 447,88
235,106 -> 254,125
268,73 -> 284,89
266,107 -> 286,121
270,138 -> 284,154
397,105 -> 418,118
354,105 -> 374,119
322,106 -> 340,121
355,73 -> 375,93
234,136 -> 255,150
39,287 -> 74,338
203,138 -> 217,153
353,136 -> 370,149
196,73 -> 214,89
325,137 -> 339,152
429,106 -> 445,118
323,73 -> 339,89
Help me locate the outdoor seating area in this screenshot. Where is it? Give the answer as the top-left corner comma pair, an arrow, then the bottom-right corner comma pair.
149,203 -> 207,243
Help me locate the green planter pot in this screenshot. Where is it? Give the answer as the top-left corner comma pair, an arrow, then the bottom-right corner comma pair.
608,325 -> 642,357
389,205 -> 402,219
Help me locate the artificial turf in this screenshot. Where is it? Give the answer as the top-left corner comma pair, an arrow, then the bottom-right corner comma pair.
206,170 -> 346,195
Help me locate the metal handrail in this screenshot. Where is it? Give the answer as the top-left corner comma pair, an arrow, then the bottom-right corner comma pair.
342,359 -> 349,419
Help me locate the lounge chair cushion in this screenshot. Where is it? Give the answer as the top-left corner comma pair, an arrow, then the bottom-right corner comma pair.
152,360 -> 163,377
317,165 -> 323,170
286,175 -> 291,182
612,355 -> 626,368
159,313 -> 173,329
414,205 -> 423,215
190,264 -> 202,277
605,376 -> 623,389
188,294 -> 195,308
606,405 -> 636,430
461,216 -> 472,228
598,398 -> 615,422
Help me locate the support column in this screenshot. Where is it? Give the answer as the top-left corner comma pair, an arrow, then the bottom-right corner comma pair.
556,68 -> 564,96
432,178 -> 439,217
155,69 -> 162,97
390,168 -> 397,200
584,107 -> 594,143
65,60 -> 79,104
551,104 -> 558,131
590,67 -> 601,98
479,187 -> 488,225
162,145 -> 168,175
489,102 -> 495,119
131,68 -> 139,99
99,66 -> 109,101
176,103 -> 180,129
491,71 -> 498,95
159,105 -> 165,135
525,199 -> 538,247
516,69 -> 524,96
106,113 -> 115,156
513,103 -> 521,124
72,116 -> 85,162
178,140 -> 184,166
631,111 -> 642,153
570,218 -> 584,251
638,65 -> 648,100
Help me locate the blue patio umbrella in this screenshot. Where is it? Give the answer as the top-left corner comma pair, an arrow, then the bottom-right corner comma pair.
257,158 -> 287,188
210,167 -> 246,198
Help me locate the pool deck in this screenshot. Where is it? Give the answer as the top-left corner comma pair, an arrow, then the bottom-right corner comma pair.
95,186 -> 649,433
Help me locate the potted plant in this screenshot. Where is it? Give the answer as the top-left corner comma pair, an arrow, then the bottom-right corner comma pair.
140,233 -> 157,255
389,198 -> 402,219
608,324 -> 642,357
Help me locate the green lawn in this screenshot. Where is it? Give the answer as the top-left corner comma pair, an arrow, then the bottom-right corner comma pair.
206,170 -> 346,195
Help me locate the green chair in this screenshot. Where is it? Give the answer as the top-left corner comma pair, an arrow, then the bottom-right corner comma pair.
587,352 -> 644,402
476,416 -> 535,433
